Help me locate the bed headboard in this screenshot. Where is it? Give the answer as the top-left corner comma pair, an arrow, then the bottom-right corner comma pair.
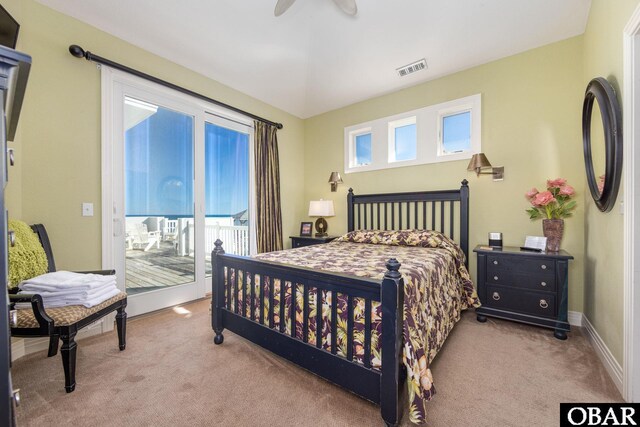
347,180 -> 470,264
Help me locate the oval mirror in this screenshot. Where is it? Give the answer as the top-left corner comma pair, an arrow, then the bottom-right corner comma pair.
582,77 -> 623,212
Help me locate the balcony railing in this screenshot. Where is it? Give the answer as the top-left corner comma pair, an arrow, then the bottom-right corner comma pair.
174,221 -> 249,257
126,217 -> 249,258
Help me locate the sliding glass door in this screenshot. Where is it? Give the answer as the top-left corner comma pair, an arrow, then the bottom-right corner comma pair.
105,70 -> 254,317
124,97 -> 196,294
204,120 -> 250,277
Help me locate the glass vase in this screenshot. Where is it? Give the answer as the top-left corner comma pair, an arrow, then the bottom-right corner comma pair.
542,219 -> 564,252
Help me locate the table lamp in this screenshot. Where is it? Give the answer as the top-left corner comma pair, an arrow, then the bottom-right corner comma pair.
308,200 -> 335,237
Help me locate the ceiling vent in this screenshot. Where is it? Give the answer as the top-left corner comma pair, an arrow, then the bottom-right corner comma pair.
396,59 -> 427,77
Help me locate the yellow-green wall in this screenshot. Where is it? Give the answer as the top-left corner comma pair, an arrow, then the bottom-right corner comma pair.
3,0 -> 306,270
582,0 -> 640,366
6,0 -> 640,368
304,37 -> 586,313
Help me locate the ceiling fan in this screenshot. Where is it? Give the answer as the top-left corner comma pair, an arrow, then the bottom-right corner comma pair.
274,0 -> 357,17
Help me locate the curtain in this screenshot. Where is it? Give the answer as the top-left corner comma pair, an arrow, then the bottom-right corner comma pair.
254,121 -> 283,253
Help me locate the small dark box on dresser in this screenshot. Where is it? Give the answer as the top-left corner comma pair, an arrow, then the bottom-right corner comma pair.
474,245 -> 573,340
290,235 -> 337,248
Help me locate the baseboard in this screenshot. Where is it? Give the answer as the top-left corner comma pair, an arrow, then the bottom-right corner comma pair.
581,314 -> 624,395
11,317 -> 111,362
568,311 -> 583,327
11,337 -> 25,362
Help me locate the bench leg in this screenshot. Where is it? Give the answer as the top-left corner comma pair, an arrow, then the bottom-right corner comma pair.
60,327 -> 77,393
116,305 -> 127,351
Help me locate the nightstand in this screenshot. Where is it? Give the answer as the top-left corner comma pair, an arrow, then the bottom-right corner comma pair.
290,235 -> 338,248
474,245 -> 573,340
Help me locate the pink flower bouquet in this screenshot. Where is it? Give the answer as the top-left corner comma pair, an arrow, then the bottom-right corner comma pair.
525,178 -> 577,220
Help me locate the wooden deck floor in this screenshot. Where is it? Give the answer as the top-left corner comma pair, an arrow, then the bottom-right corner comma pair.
126,242 -> 211,295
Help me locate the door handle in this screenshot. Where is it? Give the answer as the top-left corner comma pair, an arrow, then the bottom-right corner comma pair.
113,218 -> 123,237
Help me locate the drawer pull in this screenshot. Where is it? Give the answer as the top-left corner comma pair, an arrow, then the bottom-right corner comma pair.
492,292 -> 500,301
493,276 -> 499,281
9,310 -> 17,328
8,230 -> 15,247
541,264 -> 547,270
540,299 -> 549,309
493,260 -> 498,265
541,281 -> 547,287
8,148 -> 14,166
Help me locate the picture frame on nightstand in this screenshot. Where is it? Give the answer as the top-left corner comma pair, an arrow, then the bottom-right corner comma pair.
300,222 -> 313,236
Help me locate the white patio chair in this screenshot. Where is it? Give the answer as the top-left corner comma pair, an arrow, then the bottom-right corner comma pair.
129,223 -> 160,252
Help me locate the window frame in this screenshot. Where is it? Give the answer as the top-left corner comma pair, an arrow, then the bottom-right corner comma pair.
348,127 -> 373,168
437,102 -> 477,161
388,116 -> 417,163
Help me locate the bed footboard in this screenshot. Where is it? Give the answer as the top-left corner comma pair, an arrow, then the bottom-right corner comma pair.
211,240 -> 404,426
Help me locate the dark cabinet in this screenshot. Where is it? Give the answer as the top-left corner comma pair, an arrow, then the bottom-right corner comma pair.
474,245 -> 573,340
0,45 -> 32,426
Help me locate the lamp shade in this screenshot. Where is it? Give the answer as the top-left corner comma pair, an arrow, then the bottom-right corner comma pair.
467,153 -> 492,172
328,172 -> 343,184
309,200 -> 335,217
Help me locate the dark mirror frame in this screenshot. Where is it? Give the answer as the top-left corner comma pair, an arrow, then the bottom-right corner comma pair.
582,77 -> 623,213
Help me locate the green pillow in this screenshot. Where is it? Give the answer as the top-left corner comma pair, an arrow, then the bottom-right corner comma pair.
8,220 -> 48,289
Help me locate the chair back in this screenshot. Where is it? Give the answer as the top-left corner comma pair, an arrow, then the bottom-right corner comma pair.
133,223 -> 152,243
30,224 -> 56,273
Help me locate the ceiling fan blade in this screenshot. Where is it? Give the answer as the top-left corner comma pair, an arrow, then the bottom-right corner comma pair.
332,0 -> 357,15
274,0 -> 296,16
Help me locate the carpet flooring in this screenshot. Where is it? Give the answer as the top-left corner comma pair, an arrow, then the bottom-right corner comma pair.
12,299 -> 621,426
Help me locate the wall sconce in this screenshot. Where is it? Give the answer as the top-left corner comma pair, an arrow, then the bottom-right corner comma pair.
328,172 -> 343,192
466,153 -> 504,181
309,199 -> 335,236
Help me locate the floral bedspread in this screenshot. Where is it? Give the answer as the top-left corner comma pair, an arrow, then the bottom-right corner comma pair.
248,229 -> 479,424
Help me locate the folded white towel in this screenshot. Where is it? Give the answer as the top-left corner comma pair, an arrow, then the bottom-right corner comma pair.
19,271 -> 116,291
15,286 -> 122,309
15,271 -> 121,310
53,287 -> 121,308
20,280 -> 116,297
22,282 -> 117,301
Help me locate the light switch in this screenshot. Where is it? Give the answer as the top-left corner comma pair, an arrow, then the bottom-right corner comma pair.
82,202 -> 94,217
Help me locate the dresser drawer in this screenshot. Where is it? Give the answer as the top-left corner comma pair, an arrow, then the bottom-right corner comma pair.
487,255 -> 556,276
485,269 -> 556,292
484,285 -> 556,318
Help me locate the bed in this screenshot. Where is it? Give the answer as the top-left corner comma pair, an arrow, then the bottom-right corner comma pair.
211,180 -> 478,426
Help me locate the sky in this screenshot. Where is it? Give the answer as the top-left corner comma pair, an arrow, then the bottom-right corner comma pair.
125,107 -> 249,217
442,111 -> 471,153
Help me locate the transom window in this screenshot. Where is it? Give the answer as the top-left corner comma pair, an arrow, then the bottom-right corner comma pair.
440,110 -> 471,155
355,132 -> 372,166
344,94 -> 481,173
347,127 -> 373,168
389,117 -> 417,162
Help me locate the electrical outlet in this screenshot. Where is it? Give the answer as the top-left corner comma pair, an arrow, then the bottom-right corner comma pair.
82,202 -> 94,217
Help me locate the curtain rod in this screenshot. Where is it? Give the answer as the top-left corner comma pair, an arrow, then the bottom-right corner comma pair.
68,44 -> 284,130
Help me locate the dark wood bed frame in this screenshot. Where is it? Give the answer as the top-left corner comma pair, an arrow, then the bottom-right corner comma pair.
211,180 -> 469,426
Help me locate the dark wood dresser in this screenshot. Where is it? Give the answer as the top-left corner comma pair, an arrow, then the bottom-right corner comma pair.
290,235 -> 338,248
474,245 -> 573,340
